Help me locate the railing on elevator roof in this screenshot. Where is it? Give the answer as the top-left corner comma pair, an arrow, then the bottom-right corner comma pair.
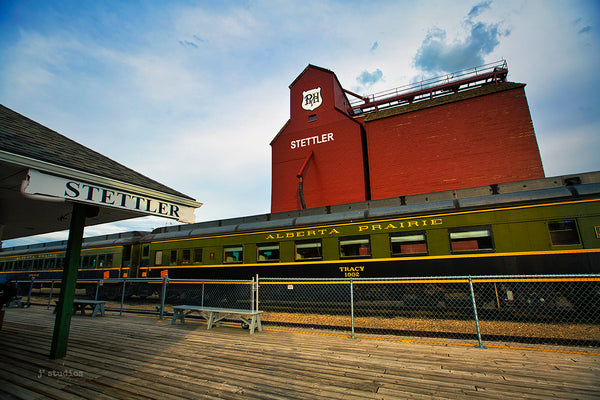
345,60 -> 508,115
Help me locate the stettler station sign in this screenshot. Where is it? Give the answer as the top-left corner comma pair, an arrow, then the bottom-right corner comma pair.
22,169 -> 196,224
0,104 -> 203,360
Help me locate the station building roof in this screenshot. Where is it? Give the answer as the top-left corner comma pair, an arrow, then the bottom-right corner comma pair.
0,104 -> 201,241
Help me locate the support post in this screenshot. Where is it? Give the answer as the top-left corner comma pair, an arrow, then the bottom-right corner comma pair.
47,280 -> 55,310
120,279 -> 126,316
255,274 -> 259,313
159,275 -> 168,320
468,276 -> 485,348
201,281 -> 205,308
50,203 -> 88,359
251,276 -> 255,313
25,278 -> 34,307
350,279 -> 355,339
95,280 -> 100,301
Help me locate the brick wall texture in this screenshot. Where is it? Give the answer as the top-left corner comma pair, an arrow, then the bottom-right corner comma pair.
365,84 -> 544,199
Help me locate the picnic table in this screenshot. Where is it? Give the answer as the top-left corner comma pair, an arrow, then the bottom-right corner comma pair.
172,305 -> 263,334
53,299 -> 106,318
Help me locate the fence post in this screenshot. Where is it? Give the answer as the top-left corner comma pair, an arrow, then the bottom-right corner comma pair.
95,280 -> 100,301
25,279 -> 34,307
350,279 -> 355,339
251,277 -> 255,312
159,276 -> 168,320
119,279 -> 126,316
201,281 -> 205,308
47,280 -> 55,310
468,276 -> 484,348
255,274 -> 259,313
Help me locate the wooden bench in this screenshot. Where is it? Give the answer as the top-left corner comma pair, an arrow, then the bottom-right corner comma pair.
53,299 -> 106,317
8,296 -> 23,308
171,305 -> 263,334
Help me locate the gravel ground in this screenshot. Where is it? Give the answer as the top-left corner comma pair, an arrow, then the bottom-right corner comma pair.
260,311 -> 600,343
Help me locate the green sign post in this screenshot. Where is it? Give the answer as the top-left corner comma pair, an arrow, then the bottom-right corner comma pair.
49,203 -> 97,359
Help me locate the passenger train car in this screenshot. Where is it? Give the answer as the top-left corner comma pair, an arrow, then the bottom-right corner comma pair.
0,231 -> 146,298
1,172 -> 599,303
140,172 -> 600,281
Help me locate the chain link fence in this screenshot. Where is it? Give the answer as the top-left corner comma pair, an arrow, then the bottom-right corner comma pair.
20,274 -> 600,351
258,275 -> 600,350
25,277 -> 255,317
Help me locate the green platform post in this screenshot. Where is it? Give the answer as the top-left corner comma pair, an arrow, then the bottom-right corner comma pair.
49,203 -> 87,359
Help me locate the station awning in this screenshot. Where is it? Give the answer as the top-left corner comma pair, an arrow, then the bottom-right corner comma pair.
0,104 -> 202,241
0,104 -> 203,359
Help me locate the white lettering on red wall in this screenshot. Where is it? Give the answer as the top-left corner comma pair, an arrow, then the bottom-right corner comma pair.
291,132 -> 334,149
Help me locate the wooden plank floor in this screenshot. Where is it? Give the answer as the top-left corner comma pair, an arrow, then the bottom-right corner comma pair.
1,306 -> 599,399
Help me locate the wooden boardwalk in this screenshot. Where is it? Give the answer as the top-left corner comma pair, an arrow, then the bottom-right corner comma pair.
1,306 -> 599,399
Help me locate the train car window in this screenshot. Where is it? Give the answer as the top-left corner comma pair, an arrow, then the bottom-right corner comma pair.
170,250 -> 178,265
155,250 -> 163,266
182,249 -> 191,264
98,255 -> 105,268
339,236 -> 371,258
33,259 -> 42,269
88,256 -> 94,268
123,245 -> 132,262
257,243 -> 280,262
390,232 -> 428,256
193,248 -> 202,263
449,227 -> 494,253
224,246 -> 243,264
548,220 -> 580,246
295,240 -> 323,261
106,254 -> 113,267
142,244 -> 150,258
23,259 -> 32,270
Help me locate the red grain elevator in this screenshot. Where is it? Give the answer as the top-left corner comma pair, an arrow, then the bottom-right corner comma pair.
271,65 -> 367,213
270,62 -> 545,213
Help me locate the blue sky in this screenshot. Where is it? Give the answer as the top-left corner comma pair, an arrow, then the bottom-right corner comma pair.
1,0 -> 599,246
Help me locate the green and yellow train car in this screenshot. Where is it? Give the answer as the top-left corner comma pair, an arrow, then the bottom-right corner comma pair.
141,180 -> 600,281
0,231 -> 147,296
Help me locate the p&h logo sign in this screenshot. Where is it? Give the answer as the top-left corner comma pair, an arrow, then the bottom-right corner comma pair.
302,87 -> 322,111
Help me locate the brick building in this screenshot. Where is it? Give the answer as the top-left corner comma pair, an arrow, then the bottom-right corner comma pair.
270,62 -> 544,213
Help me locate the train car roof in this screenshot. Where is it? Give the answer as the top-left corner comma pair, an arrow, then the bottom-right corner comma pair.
0,231 -> 148,256
144,171 -> 600,242
3,172 -> 599,249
